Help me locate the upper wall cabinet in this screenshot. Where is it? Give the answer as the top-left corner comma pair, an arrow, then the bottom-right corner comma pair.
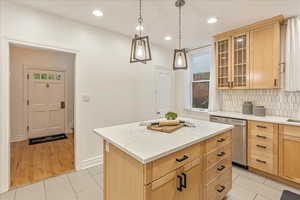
216,37 -> 231,89
214,16 -> 283,90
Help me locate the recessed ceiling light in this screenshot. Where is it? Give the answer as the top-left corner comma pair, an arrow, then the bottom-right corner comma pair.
207,17 -> 218,24
164,36 -> 172,41
92,9 -> 104,17
136,25 -> 144,31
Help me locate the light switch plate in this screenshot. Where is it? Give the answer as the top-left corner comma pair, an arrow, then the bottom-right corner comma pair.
81,95 -> 90,102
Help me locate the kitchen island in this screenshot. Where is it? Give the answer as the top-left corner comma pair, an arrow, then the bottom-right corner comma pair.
94,118 -> 233,200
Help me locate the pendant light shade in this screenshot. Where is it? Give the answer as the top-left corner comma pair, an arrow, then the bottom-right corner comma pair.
130,35 -> 152,63
130,0 -> 152,64
173,49 -> 188,70
173,0 -> 188,70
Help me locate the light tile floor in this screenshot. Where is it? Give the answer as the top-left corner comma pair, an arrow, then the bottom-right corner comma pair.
1,165 -> 300,200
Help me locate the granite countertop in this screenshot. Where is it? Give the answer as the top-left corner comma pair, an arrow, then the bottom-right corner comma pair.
209,111 -> 300,127
94,118 -> 233,164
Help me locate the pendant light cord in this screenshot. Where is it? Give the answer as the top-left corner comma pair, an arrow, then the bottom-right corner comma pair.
138,0 -> 143,36
179,4 -> 182,49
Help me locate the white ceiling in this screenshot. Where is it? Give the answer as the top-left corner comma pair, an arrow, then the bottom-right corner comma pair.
9,0 -> 300,49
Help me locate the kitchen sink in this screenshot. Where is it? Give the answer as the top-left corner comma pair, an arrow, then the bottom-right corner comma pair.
287,119 -> 300,123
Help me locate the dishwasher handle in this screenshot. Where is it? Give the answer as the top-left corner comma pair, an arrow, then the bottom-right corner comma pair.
226,119 -> 247,126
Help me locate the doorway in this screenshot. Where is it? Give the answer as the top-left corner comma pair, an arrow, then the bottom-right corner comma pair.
155,69 -> 172,118
9,44 -> 76,188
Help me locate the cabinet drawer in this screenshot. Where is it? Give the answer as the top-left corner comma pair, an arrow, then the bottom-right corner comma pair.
249,154 -> 274,173
249,139 -> 273,155
249,131 -> 274,143
151,143 -> 201,182
205,156 -> 232,184
204,142 -> 231,169
204,131 -> 232,153
249,121 -> 275,134
281,125 -> 300,138
206,169 -> 232,200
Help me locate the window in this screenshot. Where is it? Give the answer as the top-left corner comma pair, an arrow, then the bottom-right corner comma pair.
190,49 -> 212,111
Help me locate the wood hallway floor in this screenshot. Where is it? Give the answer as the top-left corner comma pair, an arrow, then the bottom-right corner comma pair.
10,133 -> 74,188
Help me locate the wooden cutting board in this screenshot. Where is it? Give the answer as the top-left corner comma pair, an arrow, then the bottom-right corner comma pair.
147,124 -> 184,133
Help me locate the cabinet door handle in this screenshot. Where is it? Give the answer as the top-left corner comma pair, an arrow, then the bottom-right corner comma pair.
256,135 -> 267,139
217,138 -> 225,143
217,152 -> 226,157
256,159 -> 267,164
61,101 -> 66,109
217,185 -> 226,193
176,155 -> 189,162
181,173 -> 187,189
227,82 -> 231,88
177,175 -> 183,192
217,165 -> 226,171
274,79 -> 278,87
256,125 -> 267,129
256,144 -> 267,149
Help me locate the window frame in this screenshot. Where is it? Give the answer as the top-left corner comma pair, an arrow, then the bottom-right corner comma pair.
189,51 -> 212,112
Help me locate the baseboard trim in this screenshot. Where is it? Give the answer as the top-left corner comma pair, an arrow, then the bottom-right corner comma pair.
77,155 -> 103,170
0,185 -> 9,194
10,134 -> 27,143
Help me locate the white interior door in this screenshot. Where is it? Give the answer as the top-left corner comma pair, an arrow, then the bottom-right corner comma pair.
156,69 -> 171,118
26,69 -> 65,139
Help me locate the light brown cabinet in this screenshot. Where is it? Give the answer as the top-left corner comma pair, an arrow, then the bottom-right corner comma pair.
250,23 -> 281,88
247,121 -> 300,189
203,131 -> 232,200
232,32 -> 250,89
279,125 -> 300,184
146,158 -> 203,200
248,121 -> 279,175
216,37 -> 231,89
103,131 -> 232,200
215,15 -> 283,89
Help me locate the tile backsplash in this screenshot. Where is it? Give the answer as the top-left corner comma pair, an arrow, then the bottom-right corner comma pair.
218,89 -> 300,118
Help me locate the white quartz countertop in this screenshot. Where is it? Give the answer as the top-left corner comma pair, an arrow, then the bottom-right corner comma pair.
209,111 -> 300,127
94,118 -> 233,164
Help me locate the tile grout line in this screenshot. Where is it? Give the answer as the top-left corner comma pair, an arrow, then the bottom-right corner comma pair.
43,181 -> 47,200
66,174 -> 79,200
13,189 -> 16,200
86,169 -> 100,186
252,193 -> 258,200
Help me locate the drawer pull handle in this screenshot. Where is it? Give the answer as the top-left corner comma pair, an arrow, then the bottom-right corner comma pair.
177,175 -> 183,191
256,135 -> 267,139
182,173 -> 187,189
217,165 -> 226,171
217,185 -> 226,193
176,155 -> 189,162
256,144 -> 267,149
256,159 -> 267,164
217,152 -> 226,157
256,125 -> 267,129
217,138 -> 225,143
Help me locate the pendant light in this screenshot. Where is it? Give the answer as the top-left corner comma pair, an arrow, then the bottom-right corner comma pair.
130,0 -> 152,64
173,0 -> 188,70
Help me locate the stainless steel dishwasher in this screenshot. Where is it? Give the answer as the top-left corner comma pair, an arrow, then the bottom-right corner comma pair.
210,115 -> 247,167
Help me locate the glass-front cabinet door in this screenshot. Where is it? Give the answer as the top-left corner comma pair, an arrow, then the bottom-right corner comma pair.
216,38 -> 231,89
232,33 -> 250,89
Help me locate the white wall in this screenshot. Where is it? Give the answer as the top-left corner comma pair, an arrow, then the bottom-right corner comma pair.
10,45 -> 75,142
0,1 -> 174,193
0,0 -> 8,194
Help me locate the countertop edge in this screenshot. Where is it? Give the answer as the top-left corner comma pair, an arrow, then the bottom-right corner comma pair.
94,126 -> 233,164
209,111 -> 300,127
